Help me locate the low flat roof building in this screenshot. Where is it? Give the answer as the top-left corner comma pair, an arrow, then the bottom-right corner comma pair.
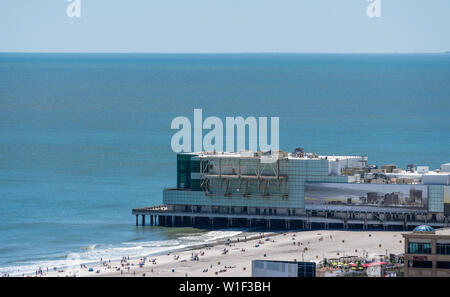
402,226 -> 450,277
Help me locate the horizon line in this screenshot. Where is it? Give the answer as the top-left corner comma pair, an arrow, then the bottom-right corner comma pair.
0,51 -> 449,55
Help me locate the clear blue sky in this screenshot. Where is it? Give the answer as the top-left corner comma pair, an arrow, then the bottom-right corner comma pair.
1,0 -> 449,53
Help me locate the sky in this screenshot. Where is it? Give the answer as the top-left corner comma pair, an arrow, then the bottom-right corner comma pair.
0,0 -> 449,53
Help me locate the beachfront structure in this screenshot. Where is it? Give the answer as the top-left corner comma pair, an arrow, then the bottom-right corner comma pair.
133,150 -> 450,230
402,226 -> 450,277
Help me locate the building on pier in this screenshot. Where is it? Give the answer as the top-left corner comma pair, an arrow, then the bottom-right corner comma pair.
133,149 -> 450,230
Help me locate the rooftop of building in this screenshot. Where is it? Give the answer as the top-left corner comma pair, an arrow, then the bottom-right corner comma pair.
385,170 -> 450,177
179,150 -> 449,182
435,228 -> 450,236
185,150 -> 365,161
404,226 -> 450,237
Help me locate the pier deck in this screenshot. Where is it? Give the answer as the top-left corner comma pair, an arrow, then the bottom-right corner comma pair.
132,205 -> 449,230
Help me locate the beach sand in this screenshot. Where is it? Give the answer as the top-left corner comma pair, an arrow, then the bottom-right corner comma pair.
39,230 -> 405,277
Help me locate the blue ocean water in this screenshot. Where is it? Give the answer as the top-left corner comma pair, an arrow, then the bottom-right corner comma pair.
0,53 -> 449,274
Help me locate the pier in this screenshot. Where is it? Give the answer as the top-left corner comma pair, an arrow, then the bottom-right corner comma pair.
132,150 -> 450,231
132,205 -> 450,230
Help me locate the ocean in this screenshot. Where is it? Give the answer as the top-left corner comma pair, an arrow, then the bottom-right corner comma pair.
0,53 -> 449,275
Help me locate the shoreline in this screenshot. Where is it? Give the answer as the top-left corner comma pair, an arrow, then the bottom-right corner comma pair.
3,229 -> 266,277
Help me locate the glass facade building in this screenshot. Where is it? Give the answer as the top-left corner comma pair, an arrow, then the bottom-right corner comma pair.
166,152 -> 448,216
166,153 -> 349,211
428,185 -> 445,213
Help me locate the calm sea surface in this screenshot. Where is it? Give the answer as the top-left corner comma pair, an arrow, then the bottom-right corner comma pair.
0,53 -> 449,274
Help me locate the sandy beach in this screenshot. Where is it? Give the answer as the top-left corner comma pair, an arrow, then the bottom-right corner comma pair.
36,230 -> 405,277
